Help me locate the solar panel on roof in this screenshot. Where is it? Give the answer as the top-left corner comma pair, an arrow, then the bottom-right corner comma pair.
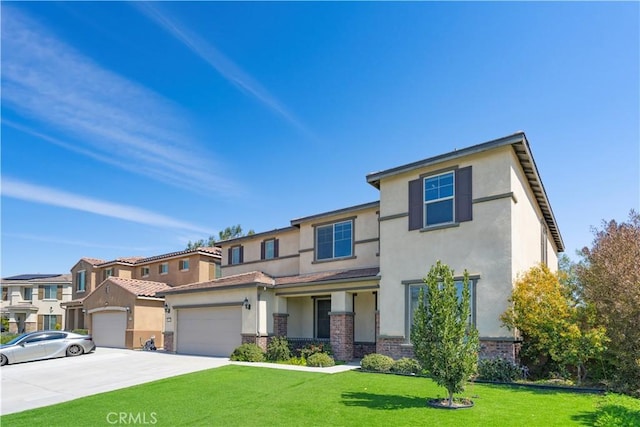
2,274 -> 60,280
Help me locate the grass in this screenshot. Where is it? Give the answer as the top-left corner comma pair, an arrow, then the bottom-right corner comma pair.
2,366 -> 639,426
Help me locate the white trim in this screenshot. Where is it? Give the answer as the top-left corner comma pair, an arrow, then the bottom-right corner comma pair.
87,306 -> 128,314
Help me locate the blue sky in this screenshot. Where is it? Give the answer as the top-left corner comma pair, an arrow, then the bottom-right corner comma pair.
1,2 -> 638,277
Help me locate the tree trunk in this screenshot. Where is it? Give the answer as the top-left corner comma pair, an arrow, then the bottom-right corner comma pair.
448,390 -> 454,407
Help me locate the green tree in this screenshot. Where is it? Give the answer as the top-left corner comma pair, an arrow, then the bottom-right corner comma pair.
501,264 -> 607,383
577,210 -> 640,396
186,225 -> 255,250
411,261 -> 479,407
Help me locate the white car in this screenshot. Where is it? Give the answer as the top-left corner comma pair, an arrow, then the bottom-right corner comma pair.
0,331 -> 96,366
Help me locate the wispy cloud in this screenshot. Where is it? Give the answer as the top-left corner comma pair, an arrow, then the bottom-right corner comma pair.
3,232 -> 160,252
1,178 -> 212,234
135,3 -> 316,139
1,6 -> 237,196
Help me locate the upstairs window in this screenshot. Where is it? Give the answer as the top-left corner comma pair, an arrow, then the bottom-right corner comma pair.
42,285 -> 57,300
316,220 -> 353,261
159,263 -> 169,275
424,172 -> 454,226
141,266 -> 150,277
23,287 -> 33,301
103,268 -> 114,281
179,259 -> 190,271
229,246 -> 243,265
261,239 -> 279,260
76,270 -> 86,292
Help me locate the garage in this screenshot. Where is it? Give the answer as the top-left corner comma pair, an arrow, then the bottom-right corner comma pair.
92,311 -> 127,348
176,306 -> 241,357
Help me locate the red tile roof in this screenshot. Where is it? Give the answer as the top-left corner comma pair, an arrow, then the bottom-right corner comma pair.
107,277 -> 172,297
97,247 -> 222,267
81,257 -> 106,266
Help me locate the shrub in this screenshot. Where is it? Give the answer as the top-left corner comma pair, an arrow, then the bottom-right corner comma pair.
306,352 -> 335,367
230,344 -> 265,362
72,329 -> 89,335
266,336 -> 292,362
285,356 -> 307,366
361,353 -> 394,372
391,357 -> 422,375
477,357 -> 525,382
299,342 -> 332,359
1,333 -> 19,344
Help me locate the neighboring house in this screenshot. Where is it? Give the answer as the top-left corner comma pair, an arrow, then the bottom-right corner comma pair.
160,132 -> 563,361
63,247 -> 221,349
1,274 -> 72,333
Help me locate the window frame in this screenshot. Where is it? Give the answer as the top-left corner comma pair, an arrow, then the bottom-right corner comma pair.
179,259 -> 190,271
159,263 -> 169,275
315,298 -> 331,339
141,266 -> 150,278
76,270 -> 86,293
23,287 -> 33,301
264,239 -> 275,260
43,285 -> 57,300
42,315 -> 58,330
315,219 -> 354,261
423,171 -> 455,227
231,246 -> 242,265
406,277 -> 477,340
103,268 -> 114,281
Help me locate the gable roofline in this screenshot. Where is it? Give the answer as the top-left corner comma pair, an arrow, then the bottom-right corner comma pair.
365,132 -> 564,252
95,247 -> 222,268
90,276 -> 171,298
290,201 -> 380,227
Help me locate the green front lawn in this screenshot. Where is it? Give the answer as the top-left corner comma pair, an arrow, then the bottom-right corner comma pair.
2,366 -> 639,426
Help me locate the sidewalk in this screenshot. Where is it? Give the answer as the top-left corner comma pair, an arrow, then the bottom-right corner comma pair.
229,359 -> 362,374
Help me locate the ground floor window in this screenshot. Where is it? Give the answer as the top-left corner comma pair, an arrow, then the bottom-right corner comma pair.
40,314 -> 59,330
409,278 -> 477,329
315,299 -> 331,339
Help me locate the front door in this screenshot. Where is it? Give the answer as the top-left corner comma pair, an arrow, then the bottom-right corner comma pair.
316,299 -> 331,339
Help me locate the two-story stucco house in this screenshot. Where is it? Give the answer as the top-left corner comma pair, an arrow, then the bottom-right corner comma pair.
1,274 -> 72,333
63,247 -> 221,349
159,132 -> 563,362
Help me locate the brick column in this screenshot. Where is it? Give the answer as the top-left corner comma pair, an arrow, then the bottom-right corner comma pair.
273,313 -> 289,337
330,312 -> 354,361
163,331 -> 174,352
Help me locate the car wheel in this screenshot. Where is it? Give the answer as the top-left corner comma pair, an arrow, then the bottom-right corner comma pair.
1,354 -> 7,366
66,345 -> 83,357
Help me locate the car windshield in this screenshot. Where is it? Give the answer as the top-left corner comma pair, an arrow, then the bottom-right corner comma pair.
4,333 -> 30,345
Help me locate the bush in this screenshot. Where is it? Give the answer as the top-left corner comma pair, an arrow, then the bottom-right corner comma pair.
306,352 -> 335,367
477,357 -> 525,382
230,344 -> 265,362
72,329 -> 89,335
391,357 -> 422,375
266,336 -> 292,362
299,342 -> 332,359
1,333 -> 19,344
285,356 -> 307,366
361,353 -> 394,372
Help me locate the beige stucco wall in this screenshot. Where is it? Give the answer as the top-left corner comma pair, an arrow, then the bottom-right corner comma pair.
84,282 -> 136,333
354,291 -> 376,342
297,205 -> 380,275
133,254 -> 218,286
377,147 -> 517,340
220,229 -> 301,277
286,296 -> 315,338
71,260 -> 100,300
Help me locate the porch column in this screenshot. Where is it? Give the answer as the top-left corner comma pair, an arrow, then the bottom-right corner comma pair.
330,291 -> 354,361
273,296 -> 288,337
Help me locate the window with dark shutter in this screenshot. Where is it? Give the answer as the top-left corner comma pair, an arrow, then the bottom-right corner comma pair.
408,178 -> 423,230
455,166 -> 473,222
274,239 -> 279,258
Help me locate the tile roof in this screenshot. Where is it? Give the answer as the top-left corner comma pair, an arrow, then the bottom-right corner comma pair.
100,246 -> 222,267
159,267 -> 380,296
81,257 -> 106,266
159,271 -> 275,295
275,267 -> 380,286
106,277 -> 172,297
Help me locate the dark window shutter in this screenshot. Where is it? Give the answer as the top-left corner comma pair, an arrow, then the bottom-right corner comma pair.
239,246 -> 244,263
56,315 -> 62,328
455,166 -> 473,222
57,285 -> 62,300
274,239 -> 279,258
261,241 -> 265,260
228,248 -> 232,265
37,315 -> 43,330
38,286 -> 44,300
408,178 -> 423,230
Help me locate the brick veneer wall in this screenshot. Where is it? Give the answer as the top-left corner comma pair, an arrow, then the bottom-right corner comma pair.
273,313 -> 288,337
354,342 -> 376,358
163,331 -> 174,352
330,312 -> 354,361
241,334 -> 268,351
377,337 -> 521,362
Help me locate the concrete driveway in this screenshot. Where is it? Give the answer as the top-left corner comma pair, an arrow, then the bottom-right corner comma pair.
1,347 -> 231,415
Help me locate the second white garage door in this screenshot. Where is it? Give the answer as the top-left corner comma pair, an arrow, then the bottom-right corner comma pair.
92,311 -> 127,348
176,306 -> 242,357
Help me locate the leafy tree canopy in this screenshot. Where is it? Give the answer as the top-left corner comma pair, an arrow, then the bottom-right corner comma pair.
186,225 -> 255,250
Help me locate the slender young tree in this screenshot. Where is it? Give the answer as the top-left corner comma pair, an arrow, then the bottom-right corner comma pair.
411,261 -> 479,407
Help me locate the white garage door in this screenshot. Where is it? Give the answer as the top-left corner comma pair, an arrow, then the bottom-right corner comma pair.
177,306 -> 241,357
92,312 -> 127,348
